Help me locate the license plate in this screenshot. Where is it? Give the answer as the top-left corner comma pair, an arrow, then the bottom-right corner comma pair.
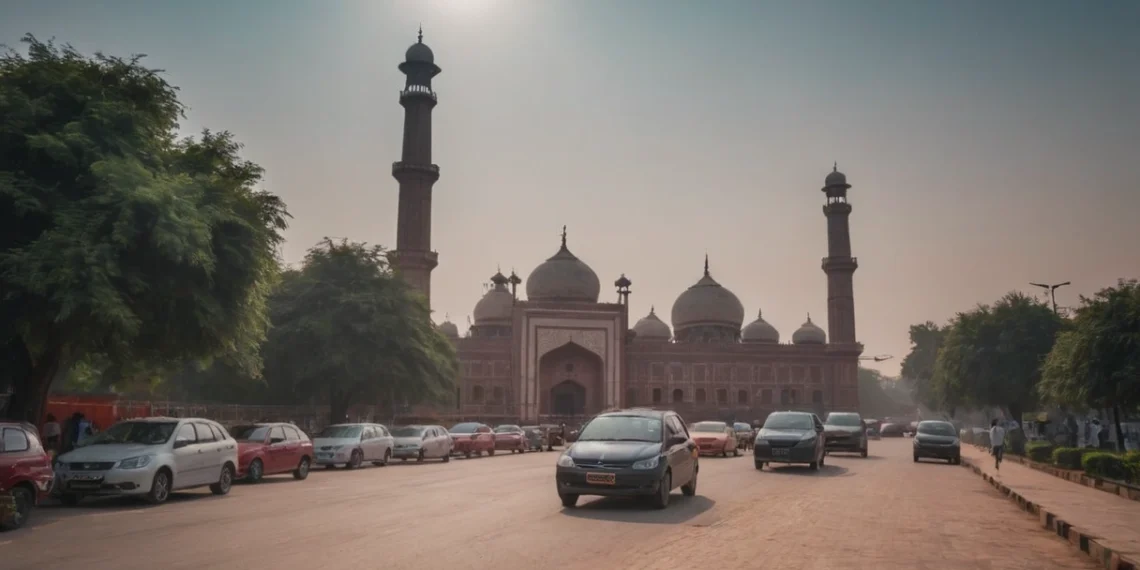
585,472 -> 616,485
69,480 -> 102,489
71,474 -> 102,481
772,448 -> 790,457
317,453 -> 332,458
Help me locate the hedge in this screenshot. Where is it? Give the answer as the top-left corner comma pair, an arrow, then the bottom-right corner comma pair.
1124,450 -> 1140,483
1026,442 -> 1055,463
1082,452 -> 1130,482
1052,447 -> 1094,470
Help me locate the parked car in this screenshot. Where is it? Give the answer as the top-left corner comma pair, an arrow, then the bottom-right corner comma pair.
823,412 -> 869,457
230,423 -> 314,482
520,426 -> 547,451
913,421 -> 961,464
391,425 -> 452,462
313,424 -> 393,469
690,421 -> 739,457
733,422 -> 755,450
753,411 -> 826,471
0,421 -> 54,530
879,422 -> 906,437
539,424 -> 565,450
555,408 -> 698,510
449,423 -> 495,458
54,417 -> 237,505
493,425 -> 529,453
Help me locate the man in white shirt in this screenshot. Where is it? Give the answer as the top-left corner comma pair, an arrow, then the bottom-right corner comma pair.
1088,420 -> 1101,449
989,419 -> 1006,471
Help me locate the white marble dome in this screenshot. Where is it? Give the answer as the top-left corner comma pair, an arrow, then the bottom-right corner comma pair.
792,314 -> 827,345
525,232 -> 600,303
670,258 -> 746,331
741,309 -> 780,344
473,272 -> 514,325
632,307 -> 672,341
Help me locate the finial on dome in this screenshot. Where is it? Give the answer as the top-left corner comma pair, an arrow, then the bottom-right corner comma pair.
703,253 -> 710,277
560,225 -> 567,249
833,161 -> 838,172
757,309 -> 763,318
807,312 -> 812,323
650,305 -> 656,314
444,312 -> 450,321
417,25 -> 423,43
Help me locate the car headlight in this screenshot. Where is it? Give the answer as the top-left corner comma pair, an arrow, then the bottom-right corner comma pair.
631,456 -> 659,470
117,455 -> 153,470
556,454 -> 576,468
797,434 -> 817,447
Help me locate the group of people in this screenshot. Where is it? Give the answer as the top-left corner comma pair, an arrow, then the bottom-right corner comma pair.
40,412 -> 98,455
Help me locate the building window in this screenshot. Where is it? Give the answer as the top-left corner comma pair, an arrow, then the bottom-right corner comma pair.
716,389 -> 727,404
812,390 -> 823,404
472,385 -> 485,403
492,386 -> 504,403
780,389 -> 789,405
810,367 -> 823,383
760,389 -> 772,404
695,388 -> 706,404
737,389 -> 748,404
790,389 -> 799,404
671,388 -> 684,403
625,388 -> 637,407
652,388 -> 662,404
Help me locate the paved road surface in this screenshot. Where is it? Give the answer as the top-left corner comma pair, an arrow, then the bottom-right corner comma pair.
2,439 -> 1097,570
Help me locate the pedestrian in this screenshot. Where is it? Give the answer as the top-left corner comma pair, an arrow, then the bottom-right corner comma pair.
1088,420 -> 1101,449
989,419 -> 1006,471
41,413 -> 61,453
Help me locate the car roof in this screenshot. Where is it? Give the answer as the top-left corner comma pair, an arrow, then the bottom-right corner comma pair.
770,410 -> 813,416
596,408 -> 668,419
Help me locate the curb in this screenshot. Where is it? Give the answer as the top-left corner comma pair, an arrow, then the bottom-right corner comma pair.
961,457 -> 1138,570
1007,455 -> 1140,503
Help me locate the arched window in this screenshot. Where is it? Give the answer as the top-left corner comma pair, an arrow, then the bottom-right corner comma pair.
812,390 -> 824,404
737,389 -> 749,404
492,386 -> 504,403
652,388 -> 662,404
716,389 -> 727,404
472,385 -> 485,403
671,388 -> 684,403
695,388 -> 707,403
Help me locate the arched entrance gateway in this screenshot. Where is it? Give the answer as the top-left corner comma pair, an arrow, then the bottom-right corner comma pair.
538,342 -> 604,418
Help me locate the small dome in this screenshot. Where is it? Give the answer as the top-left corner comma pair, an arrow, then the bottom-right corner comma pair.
670,256 -> 745,331
792,314 -> 827,345
437,318 -> 459,339
632,307 -> 671,341
525,228 -> 600,303
824,163 -> 848,187
741,309 -> 780,344
473,272 -> 514,325
405,29 -> 434,64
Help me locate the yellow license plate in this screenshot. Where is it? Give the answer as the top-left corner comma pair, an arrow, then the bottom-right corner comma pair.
585,472 -> 616,485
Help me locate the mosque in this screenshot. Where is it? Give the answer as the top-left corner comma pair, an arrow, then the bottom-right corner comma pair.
389,32 -> 863,424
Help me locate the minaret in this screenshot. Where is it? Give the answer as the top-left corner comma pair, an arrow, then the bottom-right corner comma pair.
390,27 -> 442,303
821,163 -> 858,344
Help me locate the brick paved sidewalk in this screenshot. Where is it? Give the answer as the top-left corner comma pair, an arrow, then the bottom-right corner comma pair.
962,445 -> 1140,565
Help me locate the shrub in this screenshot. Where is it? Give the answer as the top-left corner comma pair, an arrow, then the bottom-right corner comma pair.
1123,450 -> 1140,483
960,430 -> 974,445
1082,452 -> 1130,481
1052,447 -> 1093,470
1026,442 -> 1055,463
977,432 -> 991,447
1006,431 -> 1027,455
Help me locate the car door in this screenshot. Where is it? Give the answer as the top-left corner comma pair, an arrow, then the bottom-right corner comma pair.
724,426 -> 736,452
375,425 -> 393,458
358,426 -> 376,460
170,423 -> 201,488
812,415 -> 826,460
281,426 -> 303,470
266,426 -> 289,473
192,423 -> 222,484
433,427 -> 450,456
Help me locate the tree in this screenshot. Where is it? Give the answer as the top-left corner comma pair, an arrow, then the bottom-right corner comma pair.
858,367 -> 907,419
0,36 -> 288,421
1039,279 -> 1140,449
900,321 -> 946,411
262,239 -> 458,421
931,292 -> 1063,424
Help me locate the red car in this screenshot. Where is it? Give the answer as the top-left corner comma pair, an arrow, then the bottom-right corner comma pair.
230,423 -> 314,482
449,423 -> 495,458
492,425 -> 529,453
1,421 -> 54,530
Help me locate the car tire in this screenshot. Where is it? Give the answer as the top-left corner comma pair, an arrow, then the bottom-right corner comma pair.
59,493 -> 82,506
146,469 -> 172,504
754,461 -> 764,470
246,459 -> 264,483
681,468 -> 697,497
733,446 -> 740,457
348,450 -> 363,469
293,457 -> 311,480
819,453 -> 825,467
649,471 -> 671,510
464,451 -> 471,459
488,448 -> 495,456
443,451 -> 451,463
861,447 -> 868,458
381,449 -> 392,466
913,455 -> 919,463
210,464 -> 234,496
417,449 -> 425,463
559,493 -> 579,508
2,486 -> 34,530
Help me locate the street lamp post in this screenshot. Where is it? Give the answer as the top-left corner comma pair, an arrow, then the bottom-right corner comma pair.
1029,281 -> 1071,315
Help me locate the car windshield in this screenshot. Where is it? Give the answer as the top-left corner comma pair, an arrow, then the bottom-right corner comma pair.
917,422 -> 957,436
494,425 -> 520,433
318,425 -> 363,439
734,423 -> 751,431
391,427 -> 425,437
450,423 -> 481,434
826,413 -> 862,426
85,421 -> 177,446
691,422 -> 727,433
763,413 -> 814,431
576,416 -> 662,443
230,425 -> 270,442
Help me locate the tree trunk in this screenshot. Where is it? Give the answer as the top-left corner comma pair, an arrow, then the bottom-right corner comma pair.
328,385 -> 350,425
1112,405 -> 1125,453
2,337 -> 63,423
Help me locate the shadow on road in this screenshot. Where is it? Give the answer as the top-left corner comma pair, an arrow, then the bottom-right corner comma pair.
827,452 -> 883,460
560,494 -> 715,524
761,464 -> 850,477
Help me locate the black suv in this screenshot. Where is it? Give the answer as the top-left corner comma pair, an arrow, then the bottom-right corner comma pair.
555,408 -> 698,509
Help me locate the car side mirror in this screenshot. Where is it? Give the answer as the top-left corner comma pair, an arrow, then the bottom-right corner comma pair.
173,439 -> 192,449
815,425 -> 824,433
667,434 -> 688,447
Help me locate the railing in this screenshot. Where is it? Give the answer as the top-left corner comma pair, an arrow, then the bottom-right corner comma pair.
821,256 -> 858,265
400,85 -> 437,101
391,162 -> 440,177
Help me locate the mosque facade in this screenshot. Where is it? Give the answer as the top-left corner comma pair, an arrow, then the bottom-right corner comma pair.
390,34 -> 863,424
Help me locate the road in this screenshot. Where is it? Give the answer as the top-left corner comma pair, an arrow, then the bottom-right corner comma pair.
2,439 -> 1097,570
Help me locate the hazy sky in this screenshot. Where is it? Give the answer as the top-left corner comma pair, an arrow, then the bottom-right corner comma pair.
5,0 -> 1138,376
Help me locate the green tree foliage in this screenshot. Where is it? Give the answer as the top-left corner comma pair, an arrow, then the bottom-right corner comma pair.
857,367 -> 907,419
262,239 -> 459,421
1039,279 -> 1140,448
0,36 -> 288,421
931,292 -> 1063,422
900,322 -> 946,411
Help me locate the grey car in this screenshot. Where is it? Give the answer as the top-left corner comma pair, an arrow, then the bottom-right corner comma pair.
753,411 -> 826,471
823,412 -> 868,457
913,421 -> 961,464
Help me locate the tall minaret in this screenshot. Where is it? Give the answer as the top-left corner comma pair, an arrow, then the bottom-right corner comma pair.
821,163 -> 858,344
390,27 -> 441,303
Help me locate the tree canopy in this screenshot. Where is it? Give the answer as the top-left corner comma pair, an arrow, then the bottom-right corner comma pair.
262,239 -> 458,421
900,321 -> 946,410
0,35 -> 288,421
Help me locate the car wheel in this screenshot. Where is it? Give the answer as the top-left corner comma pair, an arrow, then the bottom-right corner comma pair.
464,451 -> 471,458
913,455 -> 919,463
348,450 -> 363,469
649,471 -> 671,510
146,469 -> 172,504
210,464 -> 234,496
861,447 -> 868,458
559,493 -> 579,508
488,448 -> 495,456
59,493 -> 82,506
417,449 -> 425,463
681,468 -> 698,497
2,486 -> 34,530
443,452 -> 451,463
819,453 -> 825,467
293,457 -> 311,480
381,449 -> 392,466
246,459 -> 264,483
733,446 -> 740,457
754,461 -> 764,470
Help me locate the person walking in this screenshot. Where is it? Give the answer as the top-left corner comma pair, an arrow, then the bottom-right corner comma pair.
989,419 -> 1006,471
1088,420 -> 1101,449
41,413 -> 61,453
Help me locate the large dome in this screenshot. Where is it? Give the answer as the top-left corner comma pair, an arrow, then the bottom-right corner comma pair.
670,257 -> 745,330
525,228 -> 600,303
632,307 -> 671,341
792,314 -> 827,345
473,272 -> 514,325
741,309 -> 779,343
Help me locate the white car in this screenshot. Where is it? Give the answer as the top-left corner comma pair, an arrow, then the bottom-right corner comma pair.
313,423 -> 394,469
390,425 -> 453,462
54,417 -> 237,505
